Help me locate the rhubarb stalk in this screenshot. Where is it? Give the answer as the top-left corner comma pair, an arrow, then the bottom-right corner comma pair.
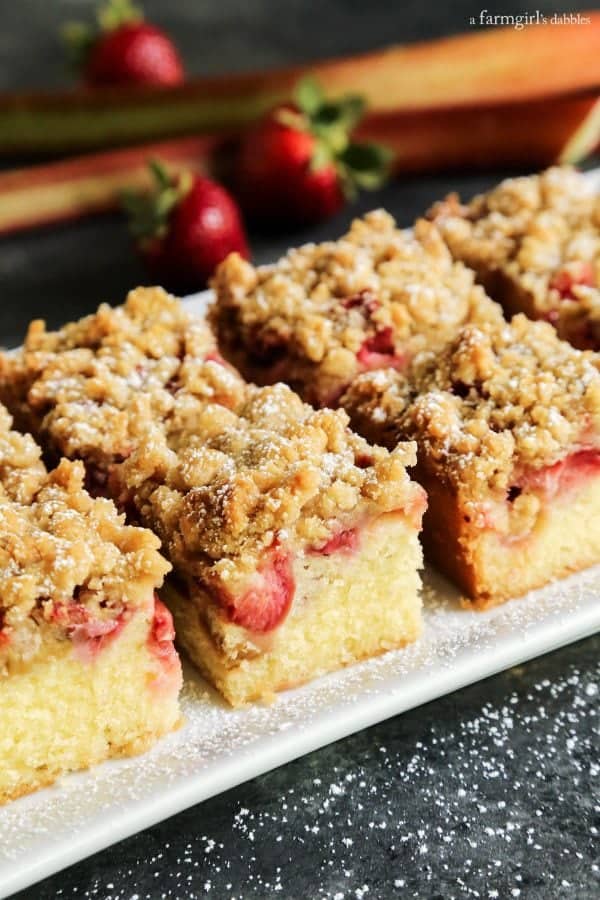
1,94 -> 599,236
358,95 -> 600,173
0,136 -> 221,235
0,17 -> 599,155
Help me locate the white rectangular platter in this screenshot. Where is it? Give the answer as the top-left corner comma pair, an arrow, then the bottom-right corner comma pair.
1,291 -> 600,899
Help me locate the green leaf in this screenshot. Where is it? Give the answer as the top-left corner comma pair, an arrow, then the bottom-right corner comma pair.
122,159 -> 191,241
291,76 -> 391,198
61,22 -> 96,70
310,141 -> 334,173
339,142 -> 394,190
295,77 -> 325,116
149,158 -> 172,190
335,95 -> 366,131
98,0 -> 143,32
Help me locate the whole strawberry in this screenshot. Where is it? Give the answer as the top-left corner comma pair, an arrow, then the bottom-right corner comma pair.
235,78 -> 392,227
63,0 -> 184,87
123,160 -> 250,293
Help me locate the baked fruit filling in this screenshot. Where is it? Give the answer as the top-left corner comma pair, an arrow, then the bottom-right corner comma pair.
214,539 -> 295,633
429,166 -> 600,350
0,290 -> 426,707
0,406 -> 180,804
342,314 -> 600,606
210,210 -> 504,407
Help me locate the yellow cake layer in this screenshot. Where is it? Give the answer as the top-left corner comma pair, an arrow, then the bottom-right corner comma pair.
423,468 -> 600,608
0,607 -> 181,804
164,512 -> 423,706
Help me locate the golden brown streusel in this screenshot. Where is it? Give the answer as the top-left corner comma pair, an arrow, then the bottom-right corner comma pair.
343,314 -> 600,495
114,381 -> 423,593
0,450 -> 170,675
0,288 -> 423,602
0,405 -> 46,504
210,210 -> 504,406
0,287 -> 245,471
430,166 -> 600,348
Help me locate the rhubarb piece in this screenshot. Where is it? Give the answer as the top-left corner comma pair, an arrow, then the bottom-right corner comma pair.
210,210 -> 504,407
343,315 -> 600,607
429,166 -> 600,349
0,405 -> 180,804
1,96 -> 598,239
1,17 -> 600,155
357,95 -> 600,174
0,135 -> 220,236
0,288 -> 425,706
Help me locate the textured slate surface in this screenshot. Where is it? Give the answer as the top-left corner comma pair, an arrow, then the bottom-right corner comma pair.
2,2 -> 599,897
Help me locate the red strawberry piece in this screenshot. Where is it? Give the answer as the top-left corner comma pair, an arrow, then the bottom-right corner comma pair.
204,351 -> 228,367
518,448 -> 600,500
357,326 -> 405,372
122,160 -> 250,292
311,527 -> 360,556
362,326 -> 395,355
235,78 -> 392,227
549,261 -> 595,300
64,0 -> 184,87
221,543 -> 295,633
0,612 -> 9,647
149,596 -> 176,659
342,290 -> 380,313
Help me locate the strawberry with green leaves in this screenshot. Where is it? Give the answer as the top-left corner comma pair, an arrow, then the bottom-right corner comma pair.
123,161 -> 250,293
235,78 -> 393,226
63,0 -> 184,87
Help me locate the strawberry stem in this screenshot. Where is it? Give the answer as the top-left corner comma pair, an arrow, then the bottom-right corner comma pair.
294,76 -> 392,196
97,0 -> 144,32
62,0 -> 144,72
122,158 -> 191,240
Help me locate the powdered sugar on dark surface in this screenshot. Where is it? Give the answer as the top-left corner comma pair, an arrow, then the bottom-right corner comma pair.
12,635 -> 599,900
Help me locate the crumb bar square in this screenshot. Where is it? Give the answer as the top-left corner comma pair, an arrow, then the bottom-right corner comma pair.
0,406 -> 180,804
429,166 -> 600,350
0,289 -> 426,706
210,210 -> 504,407
343,315 -> 600,606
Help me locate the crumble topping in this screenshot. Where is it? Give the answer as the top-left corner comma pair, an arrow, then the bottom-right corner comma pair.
115,381 -> 423,594
1,289 -> 424,611
210,210 -> 503,401
0,287 -> 245,470
0,414 -> 171,674
429,166 -> 600,342
0,405 -> 46,504
343,314 -> 600,495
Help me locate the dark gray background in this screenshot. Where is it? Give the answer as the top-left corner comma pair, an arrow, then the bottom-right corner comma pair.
2,2 -> 599,897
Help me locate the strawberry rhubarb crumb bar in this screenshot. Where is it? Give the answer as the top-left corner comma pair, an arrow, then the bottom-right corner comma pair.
429,166 -> 600,349
343,315 -> 600,607
0,288 -> 426,706
0,406 -> 180,804
210,210 -> 504,407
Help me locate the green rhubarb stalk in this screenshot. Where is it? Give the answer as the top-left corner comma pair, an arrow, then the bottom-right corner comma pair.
1,94 -> 598,238
1,15 -> 599,155
0,135 -> 220,235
